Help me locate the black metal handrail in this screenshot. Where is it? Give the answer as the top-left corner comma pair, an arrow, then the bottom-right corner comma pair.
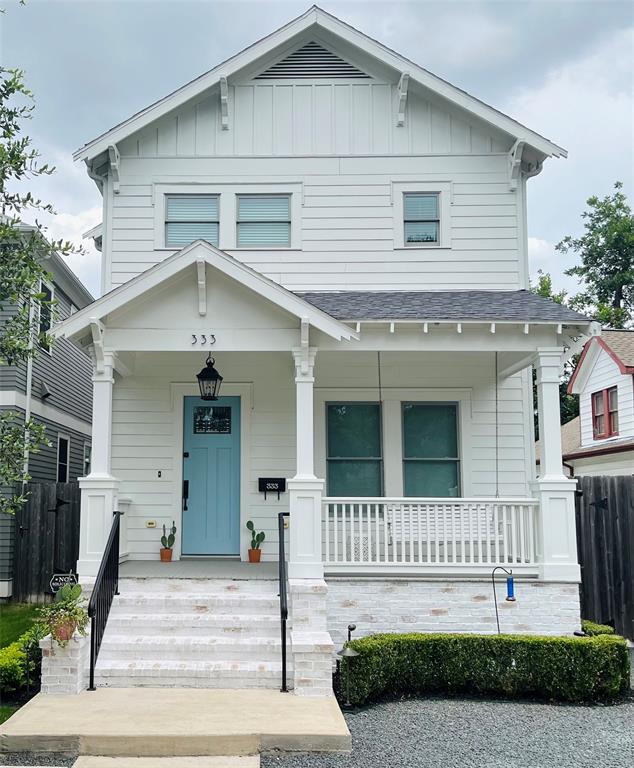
278,511 -> 290,692
88,510 -> 122,691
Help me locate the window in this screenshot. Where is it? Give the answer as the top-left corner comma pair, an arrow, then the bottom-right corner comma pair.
327,403 -> 382,496
404,193 -> 440,246
57,435 -> 70,483
165,195 -> 219,247
592,387 -> 619,438
402,403 -> 460,497
193,406 -> 231,434
38,281 -> 54,352
83,443 -> 92,475
237,195 -> 291,247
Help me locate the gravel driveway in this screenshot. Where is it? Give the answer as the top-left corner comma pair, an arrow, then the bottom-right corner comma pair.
263,696 -> 634,768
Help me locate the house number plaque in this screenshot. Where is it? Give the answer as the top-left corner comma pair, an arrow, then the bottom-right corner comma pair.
191,334 -> 216,346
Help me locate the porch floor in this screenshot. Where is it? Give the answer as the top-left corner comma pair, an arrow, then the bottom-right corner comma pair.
0,688 -> 350,756
119,560 -> 278,580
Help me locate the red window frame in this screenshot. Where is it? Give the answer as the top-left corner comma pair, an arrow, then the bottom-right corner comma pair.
592,386 -> 619,439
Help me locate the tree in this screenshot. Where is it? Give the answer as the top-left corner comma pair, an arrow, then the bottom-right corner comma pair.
0,66 -> 76,514
557,182 -> 634,329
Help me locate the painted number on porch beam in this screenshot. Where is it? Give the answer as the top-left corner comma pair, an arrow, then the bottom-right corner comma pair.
191,334 -> 216,345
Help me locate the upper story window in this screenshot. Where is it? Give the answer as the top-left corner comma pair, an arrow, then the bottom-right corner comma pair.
57,435 -> 70,483
38,280 -> 54,353
165,195 -> 219,248
592,386 -> 619,439
237,195 -> 291,247
403,192 -> 440,246
326,402 -> 383,497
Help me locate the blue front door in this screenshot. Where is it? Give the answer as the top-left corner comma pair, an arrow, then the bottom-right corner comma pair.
182,396 -> 240,556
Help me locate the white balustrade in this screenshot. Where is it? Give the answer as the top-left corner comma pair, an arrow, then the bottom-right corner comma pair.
322,497 -> 539,573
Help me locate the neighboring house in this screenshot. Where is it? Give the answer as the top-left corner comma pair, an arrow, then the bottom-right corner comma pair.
53,7 -> 593,696
562,330 -> 634,476
0,238 -> 94,598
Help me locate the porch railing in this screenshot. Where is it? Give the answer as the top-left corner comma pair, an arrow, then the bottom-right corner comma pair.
322,498 -> 539,572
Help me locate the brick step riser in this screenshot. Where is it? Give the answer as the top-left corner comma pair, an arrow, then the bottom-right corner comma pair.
111,599 -> 280,614
94,676 -> 291,689
98,647 -> 287,661
117,580 -> 279,594
104,621 -> 284,638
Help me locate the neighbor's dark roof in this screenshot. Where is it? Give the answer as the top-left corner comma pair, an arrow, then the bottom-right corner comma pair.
296,290 -> 591,323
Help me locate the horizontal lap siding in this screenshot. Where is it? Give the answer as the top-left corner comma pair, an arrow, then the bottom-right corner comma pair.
110,156 -> 519,291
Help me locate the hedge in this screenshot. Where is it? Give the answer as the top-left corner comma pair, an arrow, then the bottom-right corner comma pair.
0,623 -> 46,694
340,633 -> 630,706
581,619 -> 615,636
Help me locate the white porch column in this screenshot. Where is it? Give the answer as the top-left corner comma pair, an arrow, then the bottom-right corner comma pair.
288,346 -> 324,579
531,347 -> 580,582
77,351 -> 120,579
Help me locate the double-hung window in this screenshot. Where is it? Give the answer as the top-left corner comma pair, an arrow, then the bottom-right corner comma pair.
57,435 -> 70,483
403,192 -> 440,246
402,403 -> 460,497
237,195 -> 291,247
592,387 -> 618,438
38,281 -> 54,352
326,403 -> 383,496
165,195 -> 219,247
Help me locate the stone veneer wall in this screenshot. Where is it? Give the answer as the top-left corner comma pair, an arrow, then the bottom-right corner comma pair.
325,579 -> 581,649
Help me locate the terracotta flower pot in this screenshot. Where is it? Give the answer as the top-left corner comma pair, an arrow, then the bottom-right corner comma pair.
52,619 -> 76,644
160,547 -> 173,562
248,548 -> 262,563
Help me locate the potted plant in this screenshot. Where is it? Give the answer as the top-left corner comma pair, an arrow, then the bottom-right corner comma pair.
38,584 -> 89,648
160,521 -> 177,561
246,520 -> 265,563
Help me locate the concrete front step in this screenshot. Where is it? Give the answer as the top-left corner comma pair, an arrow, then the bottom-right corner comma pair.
73,758 -> 259,768
111,595 -> 280,614
105,613 -> 283,637
98,635 -> 287,661
94,659 -> 291,689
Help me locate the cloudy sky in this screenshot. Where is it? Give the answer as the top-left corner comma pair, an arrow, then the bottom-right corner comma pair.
2,0 -> 632,298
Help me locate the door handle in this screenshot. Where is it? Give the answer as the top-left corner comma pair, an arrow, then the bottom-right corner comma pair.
183,480 -> 189,511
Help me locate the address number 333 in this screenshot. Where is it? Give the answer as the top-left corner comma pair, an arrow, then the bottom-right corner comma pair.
191,334 -> 216,346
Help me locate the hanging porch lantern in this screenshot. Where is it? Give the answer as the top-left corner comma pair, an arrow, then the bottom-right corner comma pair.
196,354 -> 223,401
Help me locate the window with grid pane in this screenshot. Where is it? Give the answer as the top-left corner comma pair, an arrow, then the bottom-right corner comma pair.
165,195 -> 219,247
327,403 -> 382,496
237,195 -> 290,247
593,387 -> 618,438
404,192 -> 440,245
402,403 -> 460,497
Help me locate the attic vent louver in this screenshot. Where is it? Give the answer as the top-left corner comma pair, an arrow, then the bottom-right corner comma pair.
255,42 -> 370,80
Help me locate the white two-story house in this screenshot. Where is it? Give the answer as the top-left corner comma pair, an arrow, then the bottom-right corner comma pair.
54,7 -> 593,695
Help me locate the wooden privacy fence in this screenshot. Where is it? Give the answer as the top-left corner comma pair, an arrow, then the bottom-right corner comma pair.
575,475 -> 634,641
12,481 -> 80,603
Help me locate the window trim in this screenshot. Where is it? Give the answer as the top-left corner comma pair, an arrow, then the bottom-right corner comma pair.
401,401 -> 461,497
325,401 -> 384,497
592,386 -> 619,439
38,279 -> 55,355
164,193 -> 220,249
392,181 -> 452,249
236,193 -> 292,249
57,434 -> 70,483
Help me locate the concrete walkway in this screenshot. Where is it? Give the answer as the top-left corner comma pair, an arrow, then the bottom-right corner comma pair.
0,689 -> 350,757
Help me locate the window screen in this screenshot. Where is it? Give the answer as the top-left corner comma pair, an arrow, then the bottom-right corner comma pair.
327,403 -> 382,496
404,193 -> 440,245
237,195 -> 290,247
165,195 -> 219,247
402,403 -> 459,496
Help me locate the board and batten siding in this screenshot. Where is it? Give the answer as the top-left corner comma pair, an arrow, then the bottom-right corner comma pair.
579,347 -> 634,448
110,351 -> 531,561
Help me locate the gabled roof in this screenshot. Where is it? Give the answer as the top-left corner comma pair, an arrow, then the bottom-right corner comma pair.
74,5 -> 566,163
53,240 -> 357,342
568,330 -> 634,394
297,290 -> 591,324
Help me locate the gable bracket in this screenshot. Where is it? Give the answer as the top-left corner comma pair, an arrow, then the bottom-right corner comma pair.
298,317 -> 310,374
196,260 -> 207,316
396,72 -> 409,127
107,144 -> 120,194
89,318 -> 105,373
220,76 -> 229,131
508,140 -> 525,191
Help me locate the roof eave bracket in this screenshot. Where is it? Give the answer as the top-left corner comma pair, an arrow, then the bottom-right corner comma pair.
396,72 -> 409,127
196,260 -> 207,317
108,144 -> 120,194
220,76 -> 229,131
508,140 -> 525,191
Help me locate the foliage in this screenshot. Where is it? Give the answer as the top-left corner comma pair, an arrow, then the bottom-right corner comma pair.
0,642 -> 26,693
0,601 -> 39,647
582,619 -> 615,636
0,704 -> 19,725
37,583 -> 88,647
246,519 -> 265,550
161,521 -> 177,550
558,182 -> 634,329
0,411 -> 48,515
340,632 -> 630,707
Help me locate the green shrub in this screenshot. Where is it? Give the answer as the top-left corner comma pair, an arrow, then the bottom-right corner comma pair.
0,642 -> 26,693
582,619 -> 615,636
340,633 -> 630,707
